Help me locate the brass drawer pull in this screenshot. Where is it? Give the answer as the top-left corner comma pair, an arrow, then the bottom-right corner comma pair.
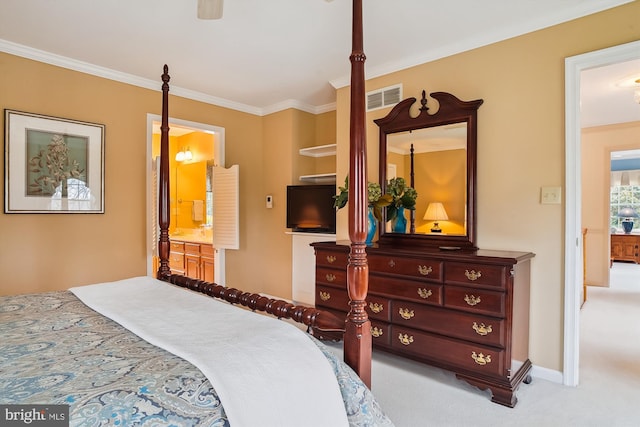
388,259 -> 396,268
398,307 -> 415,320
371,326 -> 384,338
464,294 -> 481,306
472,351 -> 492,365
472,322 -> 493,336
326,255 -> 336,264
398,333 -> 414,346
369,302 -> 384,313
465,269 -> 482,281
418,265 -> 432,276
319,291 -> 331,301
325,273 -> 336,282
417,288 -> 432,299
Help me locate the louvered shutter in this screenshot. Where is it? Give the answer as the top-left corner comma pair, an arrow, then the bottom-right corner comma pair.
213,165 -> 239,249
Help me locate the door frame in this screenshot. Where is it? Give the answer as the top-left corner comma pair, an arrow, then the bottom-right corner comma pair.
564,39 -> 640,386
146,114 -> 227,284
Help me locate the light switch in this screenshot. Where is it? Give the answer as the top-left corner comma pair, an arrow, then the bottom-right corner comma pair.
266,195 -> 273,209
541,186 -> 561,204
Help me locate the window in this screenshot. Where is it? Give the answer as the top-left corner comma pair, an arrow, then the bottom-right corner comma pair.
610,184 -> 640,232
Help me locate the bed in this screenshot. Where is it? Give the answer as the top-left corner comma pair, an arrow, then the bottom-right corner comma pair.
0,1 -> 382,425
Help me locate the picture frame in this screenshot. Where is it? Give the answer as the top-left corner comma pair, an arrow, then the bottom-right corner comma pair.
4,110 -> 105,213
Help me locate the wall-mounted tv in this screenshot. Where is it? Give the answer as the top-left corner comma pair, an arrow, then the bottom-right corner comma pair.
286,184 -> 336,233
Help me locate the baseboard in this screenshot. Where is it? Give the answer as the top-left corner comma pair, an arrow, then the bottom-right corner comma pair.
530,364 -> 563,384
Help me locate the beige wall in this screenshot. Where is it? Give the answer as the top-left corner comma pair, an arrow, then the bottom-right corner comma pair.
336,2 -> 640,372
0,52 -> 291,298
1,1 -> 639,374
582,122 -> 640,288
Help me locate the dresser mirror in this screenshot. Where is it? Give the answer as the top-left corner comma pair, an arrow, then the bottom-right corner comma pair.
375,91 -> 483,250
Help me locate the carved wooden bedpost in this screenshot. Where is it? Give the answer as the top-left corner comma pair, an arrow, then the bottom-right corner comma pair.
345,0 -> 372,388
157,65 -> 171,280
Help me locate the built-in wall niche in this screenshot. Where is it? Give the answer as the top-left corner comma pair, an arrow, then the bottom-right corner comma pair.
299,144 -> 337,183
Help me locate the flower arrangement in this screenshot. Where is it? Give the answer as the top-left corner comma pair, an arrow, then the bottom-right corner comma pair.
333,176 -> 391,221
385,177 -> 418,221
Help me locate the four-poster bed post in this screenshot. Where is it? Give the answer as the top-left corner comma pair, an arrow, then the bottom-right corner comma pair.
158,65 -> 171,281
344,0 -> 372,387
155,0 -> 373,387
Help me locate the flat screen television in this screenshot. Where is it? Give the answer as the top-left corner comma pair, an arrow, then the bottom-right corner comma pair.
286,184 -> 336,233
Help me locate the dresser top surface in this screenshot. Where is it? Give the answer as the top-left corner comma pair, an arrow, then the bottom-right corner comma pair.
312,241 -> 535,264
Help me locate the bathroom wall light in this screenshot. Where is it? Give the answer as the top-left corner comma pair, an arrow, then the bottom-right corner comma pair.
175,147 -> 193,162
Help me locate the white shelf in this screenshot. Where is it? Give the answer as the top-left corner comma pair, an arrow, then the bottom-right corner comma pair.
299,144 -> 336,158
299,173 -> 337,183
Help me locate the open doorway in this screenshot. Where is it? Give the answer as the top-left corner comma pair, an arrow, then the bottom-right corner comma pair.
145,114 -> 227,285
565,40 -> 640,386
609,149 -> 640,283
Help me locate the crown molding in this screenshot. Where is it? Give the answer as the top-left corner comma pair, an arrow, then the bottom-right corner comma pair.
0,38 -> 333,117
261,99 -> 336,116
330,0 -> 633,90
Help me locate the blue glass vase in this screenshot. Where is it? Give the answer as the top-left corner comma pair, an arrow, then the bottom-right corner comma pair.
393,206 -> 407,233
366,206 -> 376,245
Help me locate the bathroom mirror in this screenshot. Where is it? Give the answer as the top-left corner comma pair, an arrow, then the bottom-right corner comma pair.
375,91 -> 483,250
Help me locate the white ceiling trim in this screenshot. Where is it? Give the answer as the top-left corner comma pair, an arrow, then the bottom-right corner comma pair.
331,0 -> 635,90
0,38 -> 337,117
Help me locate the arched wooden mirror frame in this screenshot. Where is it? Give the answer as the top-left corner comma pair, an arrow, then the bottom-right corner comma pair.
375,90 -> 483,250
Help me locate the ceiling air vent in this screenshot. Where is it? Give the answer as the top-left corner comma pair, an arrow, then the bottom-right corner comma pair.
367,84 -> 402,112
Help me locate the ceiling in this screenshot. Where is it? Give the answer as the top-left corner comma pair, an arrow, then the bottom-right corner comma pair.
0,0 -> 638,124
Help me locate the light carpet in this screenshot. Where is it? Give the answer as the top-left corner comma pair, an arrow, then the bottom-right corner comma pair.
325,262 -> 640,426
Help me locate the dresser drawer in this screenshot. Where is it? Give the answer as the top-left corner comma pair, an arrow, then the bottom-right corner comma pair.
445,262 -> 508,289
368,254 -> 443,282
370,275 -> 442,306
185,242 -> 201,255
315,249 -> 349,268
316,285 -> 349,312
316,267 -> 347,287
170,241 -> 185,252
366,295 -> 392,322
370,320 -> 391,347
390,301 -> 504,347
392,325 -> 505,377
444,286 -> 505,317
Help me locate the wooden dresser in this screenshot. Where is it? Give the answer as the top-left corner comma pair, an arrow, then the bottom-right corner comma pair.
610,234 -> 640,264
312,241 -> 534,407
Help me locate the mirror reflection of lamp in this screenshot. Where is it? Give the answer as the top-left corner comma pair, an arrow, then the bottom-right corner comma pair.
424,202 -> 448,233
297,206 -> 322,229
618,207 -> 638,234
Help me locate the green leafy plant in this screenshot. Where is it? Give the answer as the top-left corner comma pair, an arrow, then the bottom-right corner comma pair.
386,177 -> 418,221
333,176 -> 392,221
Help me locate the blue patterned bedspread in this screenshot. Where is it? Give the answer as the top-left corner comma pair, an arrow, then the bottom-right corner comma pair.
0,291 -> 393,427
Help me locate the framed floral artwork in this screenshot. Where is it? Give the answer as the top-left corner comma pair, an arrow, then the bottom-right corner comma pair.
4,110 -> 105,213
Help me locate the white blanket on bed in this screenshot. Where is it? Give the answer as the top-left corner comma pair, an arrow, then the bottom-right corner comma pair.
70,277 -> 348,427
